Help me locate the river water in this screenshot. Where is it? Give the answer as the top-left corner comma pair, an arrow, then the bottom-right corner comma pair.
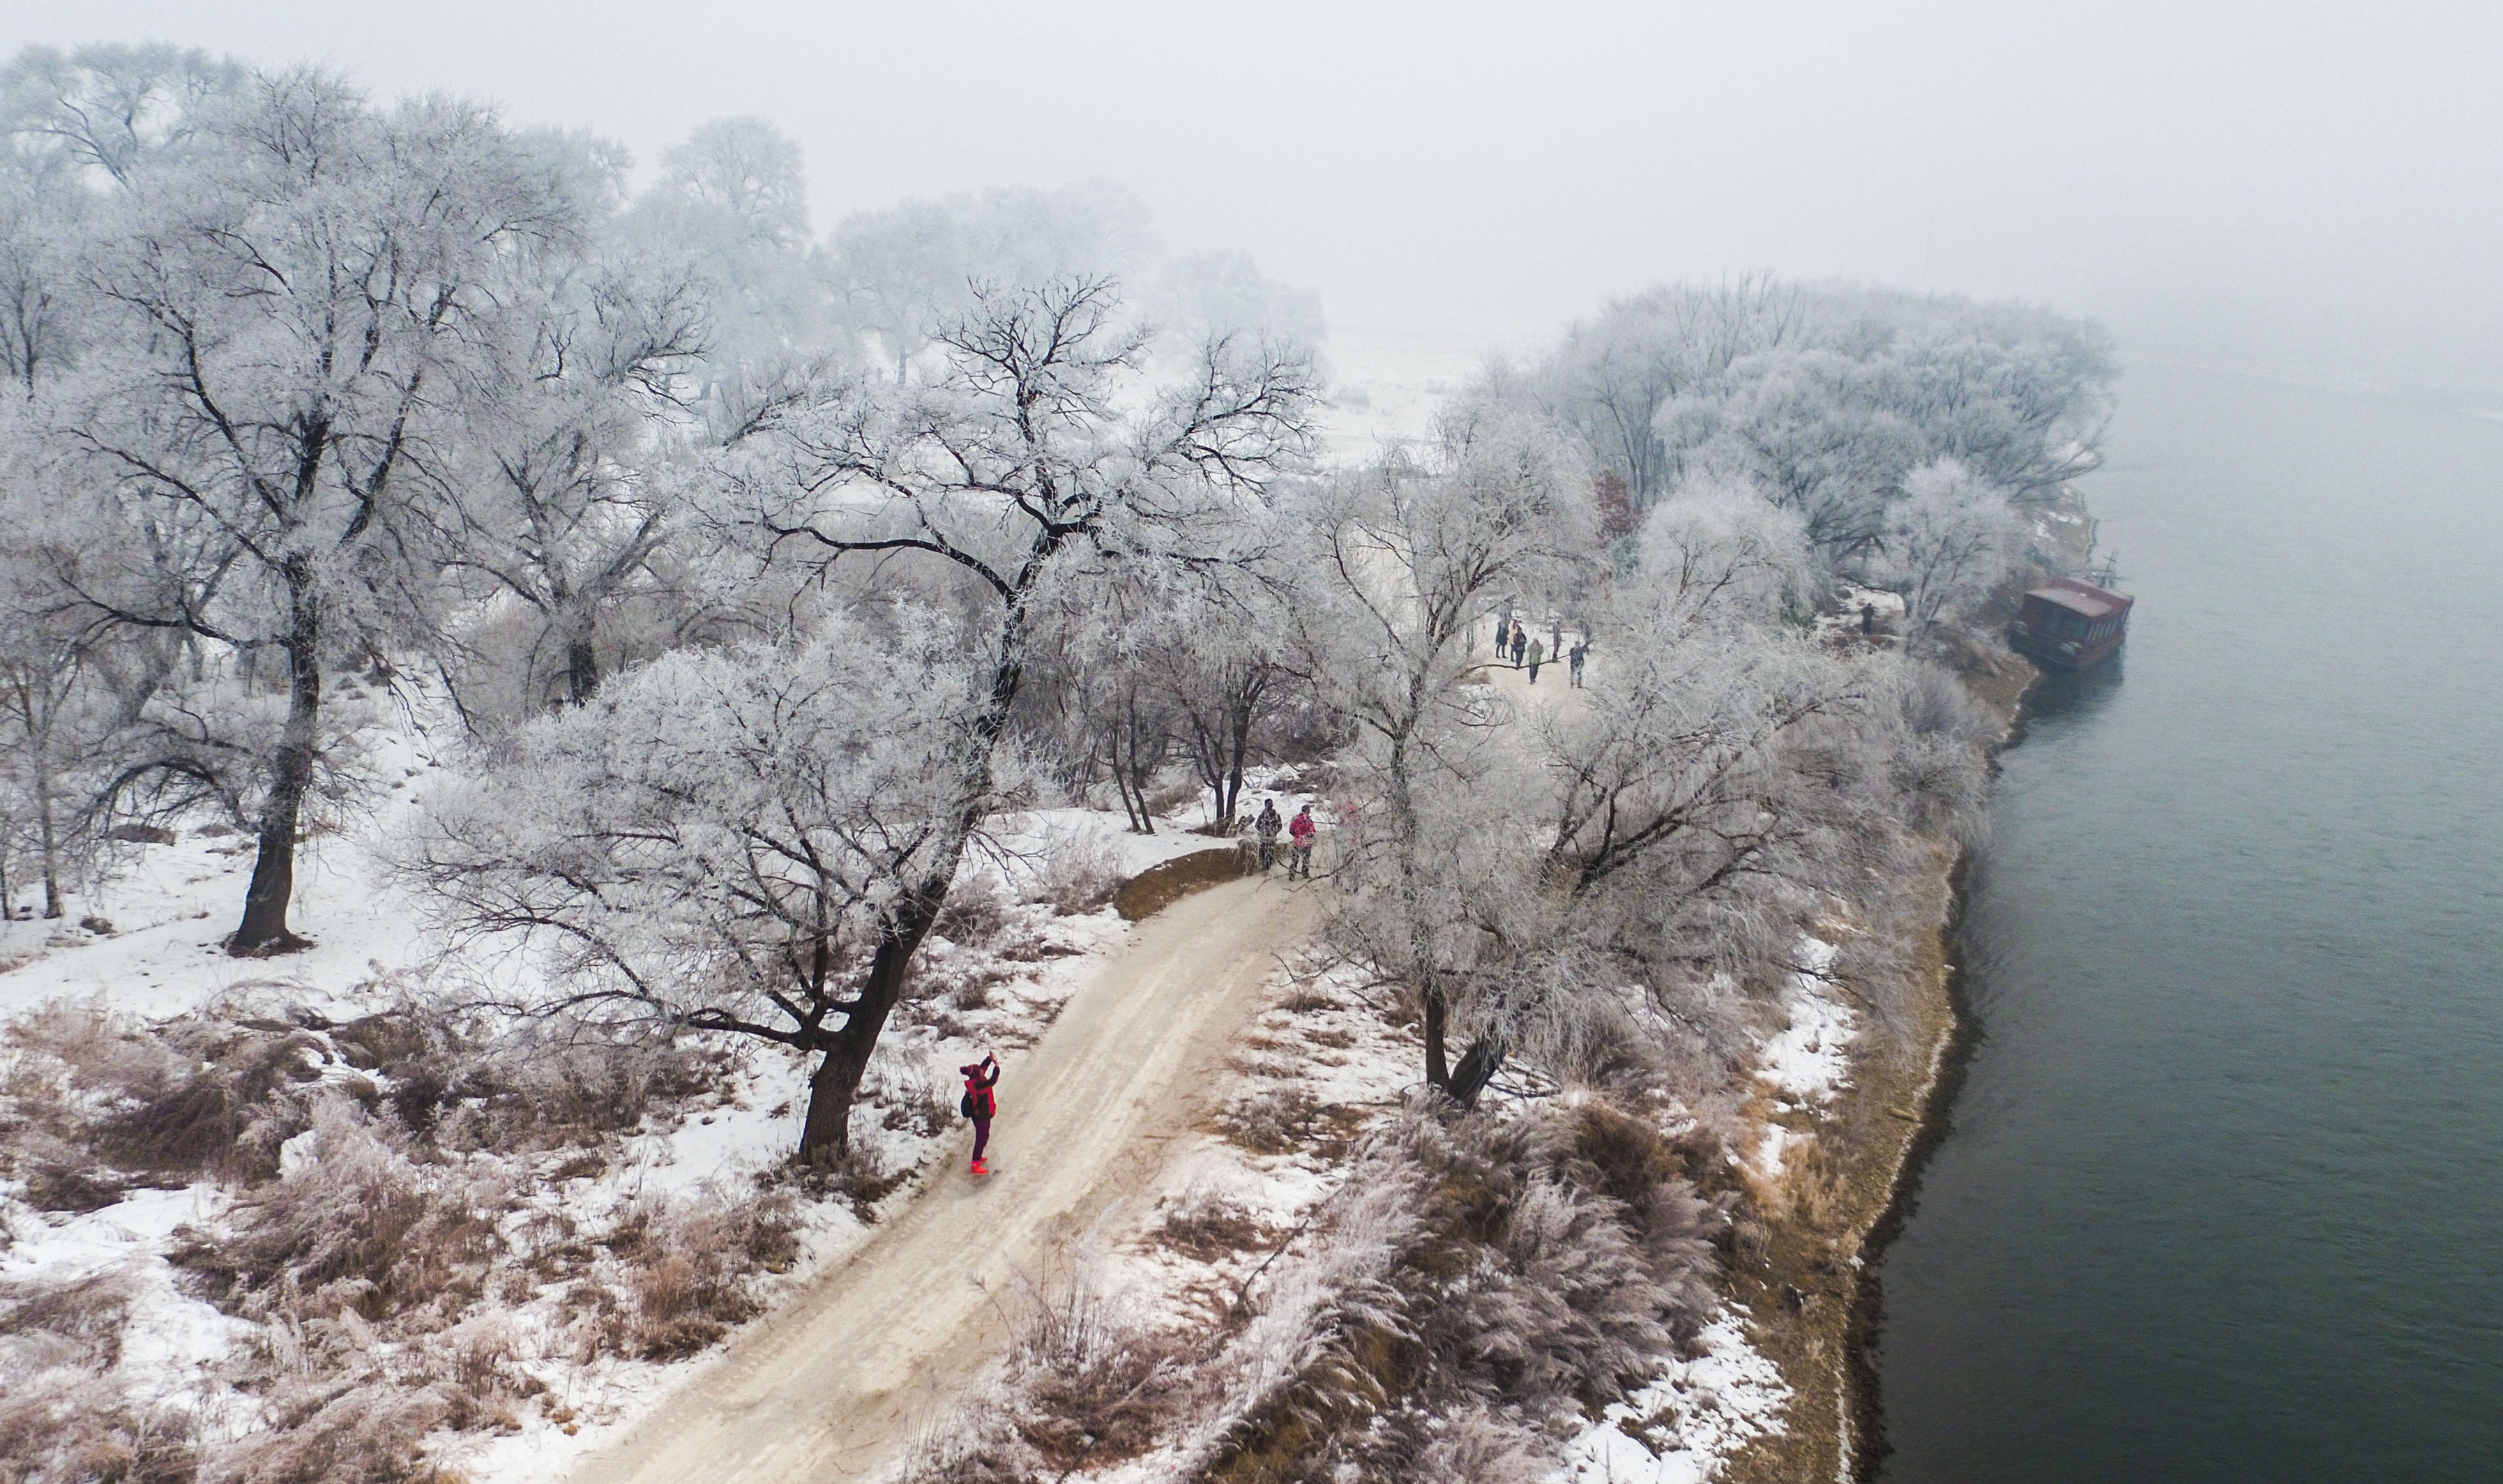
1871,360 -> 2503,1481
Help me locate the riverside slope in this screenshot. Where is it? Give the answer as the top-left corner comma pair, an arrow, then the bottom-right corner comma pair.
566,874 -> 1317,1484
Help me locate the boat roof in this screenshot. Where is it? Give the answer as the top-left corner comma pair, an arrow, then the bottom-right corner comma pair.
2026,575 -> 2133,619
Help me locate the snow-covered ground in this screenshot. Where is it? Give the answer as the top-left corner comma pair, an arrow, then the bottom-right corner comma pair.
1,683 -> 1820,1483
0,690 -> 1329,1480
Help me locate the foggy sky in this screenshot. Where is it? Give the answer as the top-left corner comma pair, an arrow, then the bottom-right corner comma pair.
17,1 -> 2502,387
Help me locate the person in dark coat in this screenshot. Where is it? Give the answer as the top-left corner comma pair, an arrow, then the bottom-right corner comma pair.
960,1053 -> 1000,1175
1509,628 -> 1527,666
1494,613 -> 1511,657
1254,798 -> 1283,872
1568,640 -> 1587,688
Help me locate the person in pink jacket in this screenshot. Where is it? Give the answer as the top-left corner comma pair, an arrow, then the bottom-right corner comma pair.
960,1054 -> 999,1175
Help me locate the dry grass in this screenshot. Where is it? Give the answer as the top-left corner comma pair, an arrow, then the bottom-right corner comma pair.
1024,831 -> 1123,916
0,1271 -> 200,1484
1112,848 -> 1248,922
0,990 -> 809,1481
204,1377 -> 467,1484
1197,1104 -> 1728,1484
172,1098 -> 511,1330
891,1255 -> 1198,1483
1216,1085 -> 1322,1155
932,874 -> 1015,951
605,1188 -> 802,1360
1154,1189 -> 1281,1263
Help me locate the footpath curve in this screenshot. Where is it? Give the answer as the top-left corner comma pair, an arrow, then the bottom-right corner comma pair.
565,874 -> 1317,1484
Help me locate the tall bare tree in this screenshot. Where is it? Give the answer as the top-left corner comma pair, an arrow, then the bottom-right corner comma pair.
47,72 -> 564,953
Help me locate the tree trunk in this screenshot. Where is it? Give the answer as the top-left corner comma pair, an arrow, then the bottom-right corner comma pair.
231,578 -> 320,955
1422,984 -> 1450,1089
36,812 -> 61,920
1386,734 -> 1450,1089
565,632 -> 598,706
798,885 -> 939,1161
33,749 -> 61,921
1445,1029 -> 1506,1112
1220,692 -> 1252,831
1119,692 -> 1157,835
1109,743 -> 1147,833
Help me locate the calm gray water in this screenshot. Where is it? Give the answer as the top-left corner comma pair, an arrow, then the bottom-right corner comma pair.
1873,360 -> 2503,1481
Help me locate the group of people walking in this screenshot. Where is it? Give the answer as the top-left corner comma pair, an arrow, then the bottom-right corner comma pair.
1253,797 -> 1317,879
1492,611 -> 1587,688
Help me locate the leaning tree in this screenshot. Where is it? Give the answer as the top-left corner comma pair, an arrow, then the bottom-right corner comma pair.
678,274 -> 1317,1158
407,621 -> 1001,1160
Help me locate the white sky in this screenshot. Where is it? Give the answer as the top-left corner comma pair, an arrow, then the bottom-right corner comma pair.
16,0 -> 2502,384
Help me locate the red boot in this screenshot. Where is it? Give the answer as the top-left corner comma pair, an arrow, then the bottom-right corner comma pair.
970,1158 -> 990,1176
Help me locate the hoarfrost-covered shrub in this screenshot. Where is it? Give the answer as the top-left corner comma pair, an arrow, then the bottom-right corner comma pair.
1006,1256 -> 1193,1469
200,1377 -> 458,1484
0,1271 -> 202,1483
1155,1187 -> 1278,1262
1,998 -> 325,1192
0,1372 -> 199,1484
607,1185 -> 802,1360
892,1253 -> 1195,1481
932,871 -> 1015,951
359,1007 -> 731,1151
1194,1102 -> 1723,1483
1025,831 -> 1121,916
1216,1084 -> 1321,1155
864,1054 -> 953,1139
891,1393 -> 1030,1484
173,1098 -> 511,1331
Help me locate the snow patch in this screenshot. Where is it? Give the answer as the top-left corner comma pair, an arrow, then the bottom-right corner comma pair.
1551,1310 -> 1791,1483
1754,935 -> 1854,1105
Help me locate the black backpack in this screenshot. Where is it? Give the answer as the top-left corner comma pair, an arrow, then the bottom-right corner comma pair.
960,1090 -> 977,1119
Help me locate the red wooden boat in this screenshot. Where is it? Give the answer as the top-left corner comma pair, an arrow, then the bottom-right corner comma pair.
2009,575 -> 2133,668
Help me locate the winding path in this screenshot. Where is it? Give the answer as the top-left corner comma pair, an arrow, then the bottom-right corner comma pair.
565,874 -> 1316,1484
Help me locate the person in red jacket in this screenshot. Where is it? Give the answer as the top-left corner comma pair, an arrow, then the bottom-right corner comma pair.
960,1053 -> 999,1175
1287,802 -> 1318,879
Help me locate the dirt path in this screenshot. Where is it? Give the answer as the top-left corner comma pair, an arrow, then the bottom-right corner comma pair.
566,874 -> 1317,1484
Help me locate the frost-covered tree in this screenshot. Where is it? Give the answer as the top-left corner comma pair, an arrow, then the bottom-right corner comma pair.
0,158 -> 84,397
1541,275 -> 1796,506
1666,347 -> 1920,560
1634,473 -> 1815,629
1432,607 -> 1971,1107
0,42 -> 244,187
706,274 -> 1316,1155
40,71 -> 566,953
446,245 -> 708,710
1880,457 -> 2022,642
1143,248 -> 1326,369
1154,621 -> 1288,835
407,621 -> 1003,1160
824,183 -> 1152,383
1540,278 -> 2113,559
1285,403 -> 1590,1092
626,117 -> 828,399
